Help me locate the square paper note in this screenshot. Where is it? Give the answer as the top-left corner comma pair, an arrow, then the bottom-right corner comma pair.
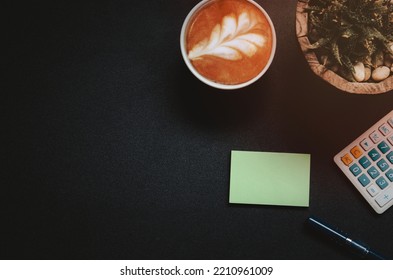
229,150 -> 311,207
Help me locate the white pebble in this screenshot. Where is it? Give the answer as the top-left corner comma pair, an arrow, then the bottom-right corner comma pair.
372,66 -> 390,82
352,62 -> 365,82
364,67 -> 371,81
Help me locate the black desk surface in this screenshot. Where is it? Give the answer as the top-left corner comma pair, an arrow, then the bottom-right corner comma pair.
4,0 -> 393,259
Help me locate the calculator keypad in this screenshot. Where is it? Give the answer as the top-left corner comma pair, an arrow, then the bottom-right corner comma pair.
334,110 -> 393,214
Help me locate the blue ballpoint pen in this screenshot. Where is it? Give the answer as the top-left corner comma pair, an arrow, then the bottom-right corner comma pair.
307,216 -> 386,260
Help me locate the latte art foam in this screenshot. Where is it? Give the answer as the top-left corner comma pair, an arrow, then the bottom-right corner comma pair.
188,12 -> 266,61
185,0 -> 274,85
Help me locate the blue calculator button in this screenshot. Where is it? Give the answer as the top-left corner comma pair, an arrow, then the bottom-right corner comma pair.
387,151 -> 393,164
368,148 -> 381,161
359,156 -> 371,168
358,174 -> 371,187
376,176 -> 389,189
386,169 -> 393,182
349,164 -> 362,176
377,141 -> 391,154
377,159 -> 389,172
367,166 -> 380,179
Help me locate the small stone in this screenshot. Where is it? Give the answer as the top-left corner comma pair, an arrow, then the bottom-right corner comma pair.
364,67 -> 372,81
372,66 -> 390,82
352,62 -> 365,82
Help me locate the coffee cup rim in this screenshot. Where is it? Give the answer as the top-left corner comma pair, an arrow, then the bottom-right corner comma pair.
180,0 -> 277,90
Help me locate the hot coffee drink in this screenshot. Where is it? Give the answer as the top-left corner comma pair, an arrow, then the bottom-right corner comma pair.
181,0 -> 275,88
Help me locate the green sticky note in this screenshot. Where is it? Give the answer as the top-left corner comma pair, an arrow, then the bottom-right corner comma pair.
229,150 -> 311,207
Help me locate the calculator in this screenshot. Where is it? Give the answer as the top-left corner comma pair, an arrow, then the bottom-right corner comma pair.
334,110 -> 393,214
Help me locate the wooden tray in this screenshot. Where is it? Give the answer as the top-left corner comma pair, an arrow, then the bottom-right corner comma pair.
296,0 -> 393,94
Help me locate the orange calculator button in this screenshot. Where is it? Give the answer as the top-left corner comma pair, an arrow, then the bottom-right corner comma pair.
350,146 -> 363,159
341,154 -> 353,166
